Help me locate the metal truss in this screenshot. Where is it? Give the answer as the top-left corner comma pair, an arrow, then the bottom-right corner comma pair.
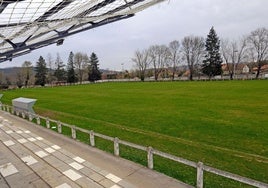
0,0 -> 165,63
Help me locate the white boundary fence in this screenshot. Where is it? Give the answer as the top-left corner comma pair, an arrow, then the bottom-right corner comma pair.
0,104 -> 267,188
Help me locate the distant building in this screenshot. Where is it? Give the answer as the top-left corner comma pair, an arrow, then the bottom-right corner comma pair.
253,64 -> 268,75
222,63 -> 250,76
101,71 -> 118,80
242,65 -> 250,74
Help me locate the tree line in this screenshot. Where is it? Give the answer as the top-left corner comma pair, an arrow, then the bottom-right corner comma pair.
132,27 -> 268,81
0,27 -> 267,88
0,52 -> 102,88
35,52 -> 102,86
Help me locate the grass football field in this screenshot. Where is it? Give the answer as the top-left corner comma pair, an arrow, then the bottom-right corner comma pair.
1,80 -> 268,187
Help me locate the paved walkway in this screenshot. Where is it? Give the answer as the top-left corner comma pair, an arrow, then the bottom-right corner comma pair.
0,111 -> 192,188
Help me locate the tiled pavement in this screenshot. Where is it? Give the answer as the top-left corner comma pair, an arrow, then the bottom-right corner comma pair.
0,112 -> 192,188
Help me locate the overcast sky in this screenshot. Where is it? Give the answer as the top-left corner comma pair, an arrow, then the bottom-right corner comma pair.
1,0 -> 268,70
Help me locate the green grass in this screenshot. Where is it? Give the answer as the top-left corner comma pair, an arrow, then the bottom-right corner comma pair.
1,80 -> 268,187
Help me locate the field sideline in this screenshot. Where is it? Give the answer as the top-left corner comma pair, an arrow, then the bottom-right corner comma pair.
1,80 -> 268,187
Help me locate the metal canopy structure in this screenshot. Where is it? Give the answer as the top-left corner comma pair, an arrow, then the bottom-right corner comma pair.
0,0 -> 165,63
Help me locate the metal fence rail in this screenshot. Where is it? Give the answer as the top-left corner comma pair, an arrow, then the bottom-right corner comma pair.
0,104 -> 267,188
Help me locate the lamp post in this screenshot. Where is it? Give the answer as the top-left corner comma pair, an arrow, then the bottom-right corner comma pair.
233,50 -> 238,79
120,63 -> 125,79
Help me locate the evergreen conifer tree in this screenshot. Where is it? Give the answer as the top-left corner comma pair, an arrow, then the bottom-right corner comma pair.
88,53 -> 102,82
35,56 -> 47,86
67,51 -> 77,83
54,53 -> 66,81
202,27 -> 222,79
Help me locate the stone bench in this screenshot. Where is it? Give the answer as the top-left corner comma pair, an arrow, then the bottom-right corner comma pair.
12,97 -> 37,114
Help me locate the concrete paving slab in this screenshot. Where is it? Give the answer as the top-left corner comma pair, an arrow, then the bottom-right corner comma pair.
5,130 -> 13,134
34,150 -> 48,158
21,155 -> 38,166
79,166 -> 95,176
60,149 -> 76,158
51,144 -> 61,150
5,173 -> 37,188
111,185 -> 122,188
56,183 -> 72,188
118,180 -> 137,188
36,136 -> 44,141
73,156 -> 85,163
23,142 -> 40,152
52,151 -> 73,163
31,179 -> 50,188
54,176 -> 82,188
21,173 -> 40,186
99,178 -> 116,188
63,169 -> 82,181
69,161 -> 84,170
17,138 -> 28,144
44,147 -> 56,153
89,172 -> 105,182
3,140 -> 15,146
34,140 -> 48,148
27,137 -> 37,142
99,169 -> 110,177
0,163 -> 18,177
0,112 -> 193,188
106,173 -> 122,183
76,176 -> 103,188
0,178 -> 9,188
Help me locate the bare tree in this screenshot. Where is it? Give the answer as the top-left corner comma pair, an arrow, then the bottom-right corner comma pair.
46,53 -> 55,84
82,54 -> 90,81
74,52 -> 88,84
181,36 -> 205,80
162,46 -> 171,79
221,37 -> 247,79
247,27 -> 268,78
231,37 -> 248,78
148,45 -> 158,80
132,49 -> 150,81
22,61 -> 33,87
221,39 -> 232,77
169,40 -> 180,81
54,53 -> 66,81
16,71 -> 24,88
148,45 -> 170,81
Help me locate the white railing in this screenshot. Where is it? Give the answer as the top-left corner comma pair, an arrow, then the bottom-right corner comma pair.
0,104 -> 267,188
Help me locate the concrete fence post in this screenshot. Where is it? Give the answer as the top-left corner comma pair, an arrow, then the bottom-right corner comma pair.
147,146 -> 154,169
57,121 -> 62,133
37,116 -> 40,125
89,131 -> 95,146
197,162 -> 204,188
11,108 -> 14,114
71,127 -> 76,139
6,106 -> 9,113
29,114 -> 33,122
22,112 -> 25,119
16,110 -> 20,116
114,137 -> 120,156
46,118 -> 50,129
